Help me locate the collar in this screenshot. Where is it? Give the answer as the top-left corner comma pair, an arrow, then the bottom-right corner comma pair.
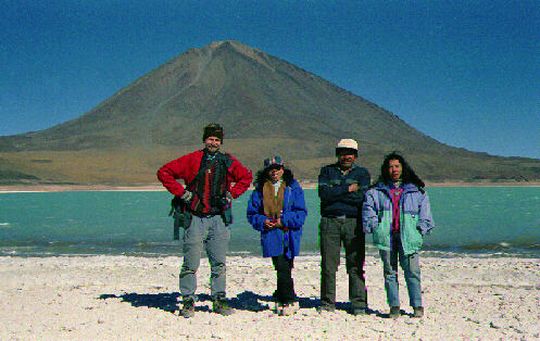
376,182 -> 419,195
203,149 -> 221,161
334,162 -> 357,173
271,179 -> 283,187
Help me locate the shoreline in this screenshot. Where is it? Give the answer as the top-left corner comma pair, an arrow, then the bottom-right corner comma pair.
2,249 -> 539,259
1,254 -> 538,339
1,181 -> 539,193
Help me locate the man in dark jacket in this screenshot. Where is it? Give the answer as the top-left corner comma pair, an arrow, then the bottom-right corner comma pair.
157,123 -> 252,318
317,139 -> 371,315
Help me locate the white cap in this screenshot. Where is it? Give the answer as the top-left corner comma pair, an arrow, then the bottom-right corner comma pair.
336,138 -> 358,151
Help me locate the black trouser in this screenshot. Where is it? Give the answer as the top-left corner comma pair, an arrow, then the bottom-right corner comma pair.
272,255 -> 296,304
319,217 -> 367,309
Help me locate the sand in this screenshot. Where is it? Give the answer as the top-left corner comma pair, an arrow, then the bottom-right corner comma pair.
0,254 -> 538,340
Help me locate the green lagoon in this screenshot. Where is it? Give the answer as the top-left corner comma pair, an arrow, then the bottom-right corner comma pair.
0,187 -> 539,257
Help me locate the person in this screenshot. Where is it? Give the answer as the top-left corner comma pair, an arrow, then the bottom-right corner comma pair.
246,156 -> 307,316
317,139 -> 371,315
362,152 -> 435,318
157,123 -> 252,318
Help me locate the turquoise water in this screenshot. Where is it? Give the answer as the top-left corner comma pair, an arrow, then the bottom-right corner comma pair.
0,188 -> 539,257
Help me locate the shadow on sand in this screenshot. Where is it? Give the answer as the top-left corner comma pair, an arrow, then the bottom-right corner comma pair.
99,290 -> 385,316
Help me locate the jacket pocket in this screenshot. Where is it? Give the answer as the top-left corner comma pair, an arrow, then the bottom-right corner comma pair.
372,214 -> 391,251
401,213 -> 423,254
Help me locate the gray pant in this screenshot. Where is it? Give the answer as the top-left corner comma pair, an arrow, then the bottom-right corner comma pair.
180,215 -> 230,301
319,217 -> 367,309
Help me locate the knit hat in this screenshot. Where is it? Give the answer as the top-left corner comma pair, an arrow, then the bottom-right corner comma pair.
336,138 -> 358,156
202,123 -> 224,143
263,155 -> 284,169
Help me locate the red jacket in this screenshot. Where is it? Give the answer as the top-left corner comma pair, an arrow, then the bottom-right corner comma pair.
157,150 -> 253,200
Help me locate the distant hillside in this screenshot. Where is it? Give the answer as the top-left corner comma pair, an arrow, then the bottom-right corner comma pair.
1,40 -> 539,184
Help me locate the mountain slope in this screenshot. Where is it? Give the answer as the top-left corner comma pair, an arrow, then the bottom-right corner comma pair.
1,40 -> 538,183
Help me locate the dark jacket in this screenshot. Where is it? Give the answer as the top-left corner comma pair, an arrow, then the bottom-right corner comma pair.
246,170 -> 307,259
318,163 -> 371,218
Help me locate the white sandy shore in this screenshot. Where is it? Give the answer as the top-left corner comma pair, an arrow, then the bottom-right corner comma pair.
0,255 -> 538,340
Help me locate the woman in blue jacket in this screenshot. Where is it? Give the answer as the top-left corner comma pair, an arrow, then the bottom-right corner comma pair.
362,152 -> 435,318
247,156 -> 307,316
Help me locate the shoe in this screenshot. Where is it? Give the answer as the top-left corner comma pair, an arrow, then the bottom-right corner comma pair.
413,306 -> 424,318
316,304 -> 335,314
279,302 -> 299,316
274,302 -> 283,314
180,298 -> 195,318
213,299 -> 234,316
389,306 -> 401,318
350,307 -> 368,316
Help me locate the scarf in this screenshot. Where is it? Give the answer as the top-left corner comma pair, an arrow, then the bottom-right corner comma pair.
262,180 -> 285,219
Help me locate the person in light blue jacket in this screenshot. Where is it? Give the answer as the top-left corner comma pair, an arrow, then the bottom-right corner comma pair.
362,152 -> 434,319
247,156 -> 307,316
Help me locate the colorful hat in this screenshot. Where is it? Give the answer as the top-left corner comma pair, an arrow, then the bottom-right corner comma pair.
263,155 -> 284,169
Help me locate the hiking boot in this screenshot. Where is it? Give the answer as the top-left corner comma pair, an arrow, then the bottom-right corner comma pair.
316,304 -> 335,314
389,306 -> 401,319
413,306 -> 424,318
180,298 -> 195,318
274,302 -> 283,314
279,302 -> 299,316
213,299 -> 234,316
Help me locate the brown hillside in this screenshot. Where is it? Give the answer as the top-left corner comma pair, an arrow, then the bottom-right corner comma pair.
1,40 -> 538,184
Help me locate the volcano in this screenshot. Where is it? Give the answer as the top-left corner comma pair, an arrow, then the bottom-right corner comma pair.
1,40 -> 538,184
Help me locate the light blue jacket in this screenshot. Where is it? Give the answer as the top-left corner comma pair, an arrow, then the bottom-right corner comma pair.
247,179 -> 307,259
362,182 -> 435,255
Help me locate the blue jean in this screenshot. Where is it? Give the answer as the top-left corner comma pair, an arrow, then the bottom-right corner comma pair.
180,215 -> 230,301
379,232 -> 422,308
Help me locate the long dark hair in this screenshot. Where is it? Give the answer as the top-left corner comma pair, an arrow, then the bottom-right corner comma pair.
377,152 -> 425,189
254,166 -> 294,189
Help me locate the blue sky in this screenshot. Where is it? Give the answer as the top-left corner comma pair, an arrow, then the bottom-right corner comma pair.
1,1 -> 538,158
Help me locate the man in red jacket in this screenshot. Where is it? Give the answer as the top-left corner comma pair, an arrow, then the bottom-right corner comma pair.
157,123 -> 252,318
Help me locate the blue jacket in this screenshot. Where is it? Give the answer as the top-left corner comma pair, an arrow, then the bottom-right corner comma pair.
318,163 -> 371,217
247,178 -> 307,259
362,182 -> 435,255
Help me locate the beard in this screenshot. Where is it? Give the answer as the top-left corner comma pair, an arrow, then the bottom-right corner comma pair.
205,144 -> 220,153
